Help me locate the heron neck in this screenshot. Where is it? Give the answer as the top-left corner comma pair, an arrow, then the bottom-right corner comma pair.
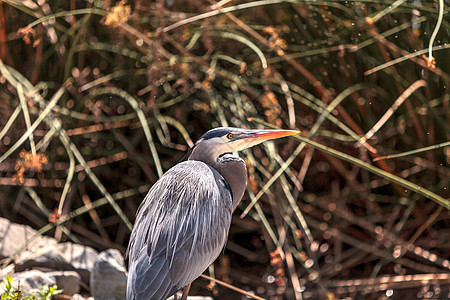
214,155 -> 247,211
188,149 -> 247,211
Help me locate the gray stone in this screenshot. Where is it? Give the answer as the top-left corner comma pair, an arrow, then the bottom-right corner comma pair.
14,242 -> 98,285
46,271 -> 81,296
0,217 -> 57,259
90,249 -> 127,300
9,269 -> 80,296
55,242 -> 98,284
14,246 -> 75,273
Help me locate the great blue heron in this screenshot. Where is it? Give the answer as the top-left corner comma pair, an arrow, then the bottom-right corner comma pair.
127,127 -> 299,300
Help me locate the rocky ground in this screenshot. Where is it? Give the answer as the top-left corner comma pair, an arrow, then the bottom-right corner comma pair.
0,217 -> 214,300
0,217 -> 127,299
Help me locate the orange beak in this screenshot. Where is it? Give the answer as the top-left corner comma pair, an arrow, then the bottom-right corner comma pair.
242,129 -> 300,142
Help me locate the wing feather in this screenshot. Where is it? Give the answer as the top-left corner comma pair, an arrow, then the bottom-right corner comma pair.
127,161 -> 233,300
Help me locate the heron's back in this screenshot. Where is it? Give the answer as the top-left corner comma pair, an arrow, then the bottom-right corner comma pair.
127,161 -> 233,300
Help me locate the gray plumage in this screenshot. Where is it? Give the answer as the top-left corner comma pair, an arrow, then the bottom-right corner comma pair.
127,127 -> 299,300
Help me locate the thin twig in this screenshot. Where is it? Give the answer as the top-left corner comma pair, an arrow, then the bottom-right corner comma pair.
373,141 -> 450,161
358,80 -> 427,145
200,274 -> 266,300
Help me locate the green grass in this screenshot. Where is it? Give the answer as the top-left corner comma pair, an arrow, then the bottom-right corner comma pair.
1,276 -> 62,300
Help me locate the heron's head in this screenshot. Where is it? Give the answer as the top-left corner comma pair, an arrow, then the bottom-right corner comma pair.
186,127 -> 300,161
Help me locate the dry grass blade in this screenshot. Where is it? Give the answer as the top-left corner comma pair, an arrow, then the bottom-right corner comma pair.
363,44 -> 450,78
373,141 -> 450,161
359,80 -> 427,146
0,62 -> 67,164
200,274 -> 266,300
0,105 -> 21,140
163,0 -> 289,32
17,84 -> 36,155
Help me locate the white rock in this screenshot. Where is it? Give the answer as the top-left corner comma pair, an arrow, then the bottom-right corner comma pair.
10,270 -> 54,294
0,217 -> 57,259
55,242 -> 99,284
15,246 -> 74,272
13,242 -> 98,285
9,269 -> 80,296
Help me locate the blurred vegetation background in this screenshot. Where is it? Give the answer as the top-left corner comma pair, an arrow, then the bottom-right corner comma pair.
0,0 -> 449,299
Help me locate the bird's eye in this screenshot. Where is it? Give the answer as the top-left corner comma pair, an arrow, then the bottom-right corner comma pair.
227,133 -> 234,139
